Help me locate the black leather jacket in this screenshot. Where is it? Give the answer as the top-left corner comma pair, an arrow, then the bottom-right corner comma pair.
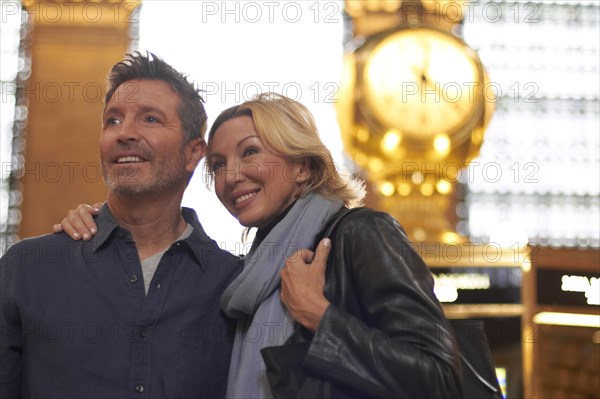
304,208 -> 462,398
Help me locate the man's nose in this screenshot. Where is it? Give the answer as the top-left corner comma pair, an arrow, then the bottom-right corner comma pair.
117,118 -> 141,142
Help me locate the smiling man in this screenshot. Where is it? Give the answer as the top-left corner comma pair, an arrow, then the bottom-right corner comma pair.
0,53 -> 241,398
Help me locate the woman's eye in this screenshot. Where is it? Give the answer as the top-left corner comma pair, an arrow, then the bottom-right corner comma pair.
210,160 -> 225,172
243,147 -> 259,157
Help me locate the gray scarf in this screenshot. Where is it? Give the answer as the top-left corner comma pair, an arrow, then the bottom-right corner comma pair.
221,193 -> 343,399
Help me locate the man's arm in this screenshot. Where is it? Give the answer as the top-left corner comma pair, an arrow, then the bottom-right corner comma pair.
1,245 -> 22,398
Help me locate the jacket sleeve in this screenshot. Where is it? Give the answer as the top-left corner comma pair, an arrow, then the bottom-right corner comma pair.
304,210 -> 462,399
0,245 -> 22,399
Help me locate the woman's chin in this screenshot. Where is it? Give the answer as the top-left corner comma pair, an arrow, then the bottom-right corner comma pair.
236,215 -> 256,228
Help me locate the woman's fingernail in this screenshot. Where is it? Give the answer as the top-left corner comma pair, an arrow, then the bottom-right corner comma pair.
90,228 -> 96,235
323,238 -> 331,247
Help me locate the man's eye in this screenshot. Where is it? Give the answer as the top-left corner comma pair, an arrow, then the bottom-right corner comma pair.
145,116 -> 158,123
105,117 -> 121,126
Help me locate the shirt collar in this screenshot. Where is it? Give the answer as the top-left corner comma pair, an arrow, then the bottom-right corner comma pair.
90,204 -> 121,253
90,205 -> 221,271
179,207 -> 220,270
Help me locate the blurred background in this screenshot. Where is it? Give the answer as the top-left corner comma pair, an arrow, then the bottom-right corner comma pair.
1,1 -> 599,398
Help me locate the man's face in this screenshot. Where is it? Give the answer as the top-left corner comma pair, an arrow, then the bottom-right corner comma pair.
100,79 -> 202,197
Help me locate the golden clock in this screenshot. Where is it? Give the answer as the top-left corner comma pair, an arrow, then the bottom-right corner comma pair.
336,1 -> 495,243
355,24 -> 486,148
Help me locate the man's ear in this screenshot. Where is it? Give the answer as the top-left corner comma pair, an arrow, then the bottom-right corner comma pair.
186,138 -> 207,172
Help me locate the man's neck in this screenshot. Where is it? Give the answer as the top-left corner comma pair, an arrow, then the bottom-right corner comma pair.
107,193 -> 188,261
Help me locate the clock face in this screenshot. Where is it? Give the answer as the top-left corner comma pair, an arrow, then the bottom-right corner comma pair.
360,27 -> 484,142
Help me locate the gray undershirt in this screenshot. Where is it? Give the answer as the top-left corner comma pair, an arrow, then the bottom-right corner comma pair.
140,224 -> 193,294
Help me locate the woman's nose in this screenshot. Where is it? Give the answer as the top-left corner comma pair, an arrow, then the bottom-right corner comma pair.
223,161 -> 245,185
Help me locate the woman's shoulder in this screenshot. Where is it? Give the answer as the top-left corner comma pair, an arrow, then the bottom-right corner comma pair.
330,207 -> 405,238
338,207 -> 398,226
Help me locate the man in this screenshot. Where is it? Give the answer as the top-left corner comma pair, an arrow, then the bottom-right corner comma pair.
0,53 -> 241,398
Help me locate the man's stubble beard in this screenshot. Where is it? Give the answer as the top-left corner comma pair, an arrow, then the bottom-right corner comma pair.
102,153 -> 188,197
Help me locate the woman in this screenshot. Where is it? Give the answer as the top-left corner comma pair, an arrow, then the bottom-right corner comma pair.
56,93 -> 462,398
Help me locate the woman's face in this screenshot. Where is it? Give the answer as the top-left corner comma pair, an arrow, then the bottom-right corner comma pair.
208,116 -> 309,229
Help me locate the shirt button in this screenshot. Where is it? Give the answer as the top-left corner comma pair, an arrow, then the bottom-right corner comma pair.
130,275 -> 138,283
135,385 -> 144,393
139,329 -> 148,338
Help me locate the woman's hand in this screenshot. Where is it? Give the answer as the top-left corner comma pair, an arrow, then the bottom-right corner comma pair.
52,202 -> 103,240
280,238 -> 332,332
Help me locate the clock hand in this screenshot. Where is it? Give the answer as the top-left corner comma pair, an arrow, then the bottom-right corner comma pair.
413,41 -> 463,110
411,67 -> 427,85
413,74 -> 467,117
410,42 -> 430,84
422,40 -> 430,77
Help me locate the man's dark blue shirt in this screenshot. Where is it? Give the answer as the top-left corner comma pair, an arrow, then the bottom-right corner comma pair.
0,206 -> 242,398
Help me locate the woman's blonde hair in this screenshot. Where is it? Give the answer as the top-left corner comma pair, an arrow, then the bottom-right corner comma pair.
207,93 -> 365,208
